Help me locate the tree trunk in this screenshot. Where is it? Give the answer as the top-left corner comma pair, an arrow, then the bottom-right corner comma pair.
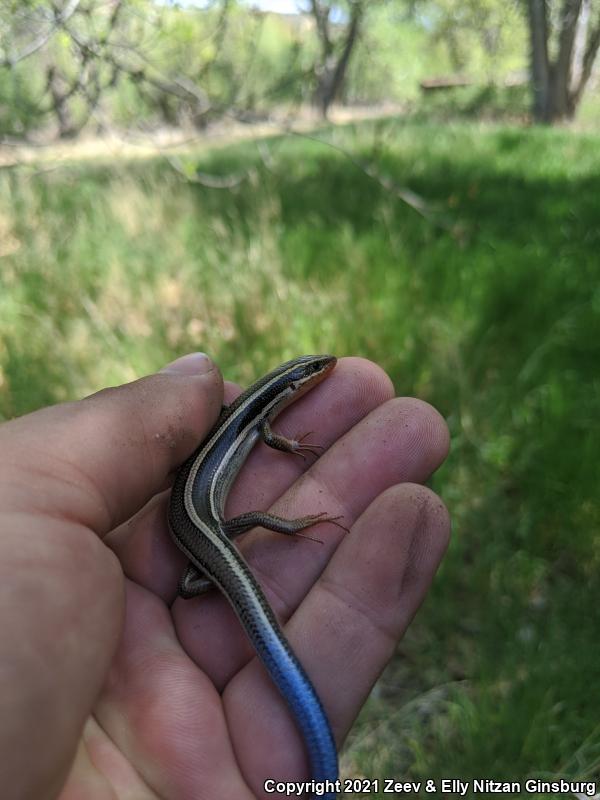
311,2 -> 364,119
545,73 -> 576,120
527,0 -> 600,123
571,5 -> 600,109
551,0 -> 583,119
527,0 -> 551,121
46,66 -> 77,138
323,5 -> 362,114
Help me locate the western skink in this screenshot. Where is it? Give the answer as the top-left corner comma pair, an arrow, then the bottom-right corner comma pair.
168,355 -> 340,799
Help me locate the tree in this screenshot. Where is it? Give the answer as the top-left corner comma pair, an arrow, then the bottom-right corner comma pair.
2,0 -> 127,138
526,0 -> 600,122
308,0 -> 366,117
421,0 -> 525,81
0,1 -> 243,139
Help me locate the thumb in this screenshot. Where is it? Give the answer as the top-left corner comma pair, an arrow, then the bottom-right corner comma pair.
0,353 -> 222,800
0,352 -> 223,534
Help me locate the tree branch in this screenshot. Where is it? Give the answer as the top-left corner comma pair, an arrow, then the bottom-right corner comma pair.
571,10 -> 600,104
328,1 -> 364,103
64,23 -> 211,115
555,0 -> 583,90
1,0 -> 81,67
310,0 -> 333,59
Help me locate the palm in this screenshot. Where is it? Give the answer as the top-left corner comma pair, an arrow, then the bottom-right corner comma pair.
0,358 -> 450,800
73,581 -> 260,800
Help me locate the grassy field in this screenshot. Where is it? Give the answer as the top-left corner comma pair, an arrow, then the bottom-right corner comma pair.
1,118 -> 599,797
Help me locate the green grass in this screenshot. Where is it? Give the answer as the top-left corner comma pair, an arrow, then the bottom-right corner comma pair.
1,118 -> 599,797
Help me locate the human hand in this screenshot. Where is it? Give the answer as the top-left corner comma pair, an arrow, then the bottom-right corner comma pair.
0,354 -> 450,800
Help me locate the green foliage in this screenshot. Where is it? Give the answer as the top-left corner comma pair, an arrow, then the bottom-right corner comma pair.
0,64 -> 42,135
415,83 -> 530,120
1,119 -> 599,788
345,7 -> 435,103
0,0 -> 534,139
412,0 -> 527,80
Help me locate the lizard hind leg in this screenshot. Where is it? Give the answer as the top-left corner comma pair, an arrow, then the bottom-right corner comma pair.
178,562 -> 213,599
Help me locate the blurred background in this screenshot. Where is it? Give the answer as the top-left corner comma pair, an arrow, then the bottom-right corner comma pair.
1,1 -> 599,796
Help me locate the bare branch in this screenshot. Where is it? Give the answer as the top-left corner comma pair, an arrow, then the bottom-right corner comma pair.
283,126 -> 434,221
1,0 -> 82,67
65,23 -> 211,115
166,154 -> 253,188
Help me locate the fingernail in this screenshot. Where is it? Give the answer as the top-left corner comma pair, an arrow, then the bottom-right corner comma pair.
160,353 -> 214,376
